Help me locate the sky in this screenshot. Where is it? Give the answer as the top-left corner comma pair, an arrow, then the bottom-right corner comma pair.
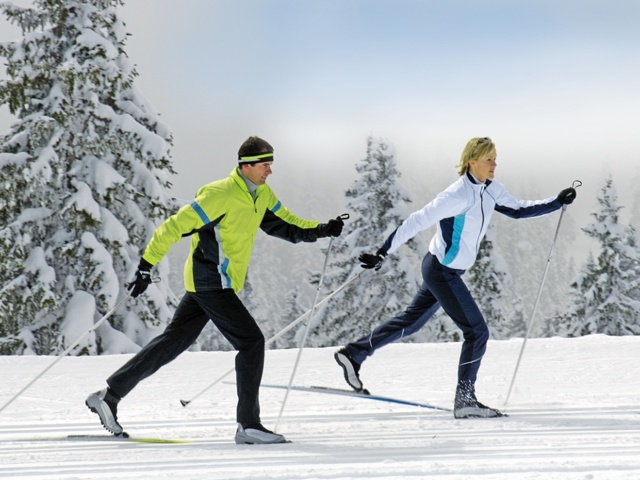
1,0 -> 640,241
2,336 -> 640,479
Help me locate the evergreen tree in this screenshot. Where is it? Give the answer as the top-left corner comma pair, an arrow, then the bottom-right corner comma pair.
279,285 -> 307,349
630,173 -> 640,245
303,136 -> 424,347
504,296 -> 527,338
551,177 -> 640,336
0,0 -> 177,355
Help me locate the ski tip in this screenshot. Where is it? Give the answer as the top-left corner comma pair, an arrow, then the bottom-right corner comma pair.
180,399 -> 190,407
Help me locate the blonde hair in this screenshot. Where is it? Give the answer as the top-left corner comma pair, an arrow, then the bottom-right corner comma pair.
455,137 -> 495,176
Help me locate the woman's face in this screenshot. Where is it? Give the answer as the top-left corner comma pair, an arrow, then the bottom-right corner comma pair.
469,148 -> 497,182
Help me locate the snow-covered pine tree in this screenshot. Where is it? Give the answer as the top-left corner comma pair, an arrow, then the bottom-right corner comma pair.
302,136 -> 424,348
0,0 -> 177,355
550,177 -> 640,337
272,285 -> 307,349
631,172 -> 640,245
504,296 -> 526,338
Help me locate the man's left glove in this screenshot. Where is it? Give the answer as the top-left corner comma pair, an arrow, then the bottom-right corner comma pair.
318,216 -> 344,237
127,258 -> 153,298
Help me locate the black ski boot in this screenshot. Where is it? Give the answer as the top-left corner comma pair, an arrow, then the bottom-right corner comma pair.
334,348 -> 369,394
453,381 -> 505,419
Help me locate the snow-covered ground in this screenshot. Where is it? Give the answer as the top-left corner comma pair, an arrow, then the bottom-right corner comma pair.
1,335 -> 639,479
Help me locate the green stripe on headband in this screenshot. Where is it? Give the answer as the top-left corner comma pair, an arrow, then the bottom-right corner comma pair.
239,152 -> 274,161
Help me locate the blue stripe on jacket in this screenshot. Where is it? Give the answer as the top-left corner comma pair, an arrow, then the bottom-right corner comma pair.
190,201 -> 211,224
441,214 -> 466,265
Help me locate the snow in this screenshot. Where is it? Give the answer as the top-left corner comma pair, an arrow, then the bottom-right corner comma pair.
80,232 -> 120,304
76,29 -> 119,60
1,335 -> 639,479
11,207 -> 53,227
25,246 -> 55,285
98,207 -> 130,244
68,180 -> 102,221
79,155 -> 126,197
59,290 -> 96,354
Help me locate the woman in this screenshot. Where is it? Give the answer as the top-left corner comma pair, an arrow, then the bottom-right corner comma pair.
335,137 -> 576,418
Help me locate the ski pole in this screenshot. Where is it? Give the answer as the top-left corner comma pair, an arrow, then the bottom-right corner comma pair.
503,180 -> 582,411
274,215 -> 347,430
0,293 -> 131,415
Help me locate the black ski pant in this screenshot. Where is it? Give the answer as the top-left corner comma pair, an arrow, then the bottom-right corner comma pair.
345,252 -> 489,384
107,289 -> 265,426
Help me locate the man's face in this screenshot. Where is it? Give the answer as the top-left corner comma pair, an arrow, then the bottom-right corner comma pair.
242,161 -> 273,185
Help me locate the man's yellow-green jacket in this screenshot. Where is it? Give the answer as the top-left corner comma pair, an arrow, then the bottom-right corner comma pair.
142,167 -> 324,293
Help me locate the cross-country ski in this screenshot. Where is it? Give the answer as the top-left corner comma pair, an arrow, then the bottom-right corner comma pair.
5,434 -> 192,444
260,383 -> 452,412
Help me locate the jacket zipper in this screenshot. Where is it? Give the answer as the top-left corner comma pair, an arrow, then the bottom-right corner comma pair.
476,185 -> 486,254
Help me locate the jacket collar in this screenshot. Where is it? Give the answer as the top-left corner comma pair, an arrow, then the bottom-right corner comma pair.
465,171 -> 492,187
231,167 -> 266,196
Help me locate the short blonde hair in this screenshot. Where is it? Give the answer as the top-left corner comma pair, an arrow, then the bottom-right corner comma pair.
455,137 -> 494,176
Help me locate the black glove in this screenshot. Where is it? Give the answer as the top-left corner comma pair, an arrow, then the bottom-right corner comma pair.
359,251 -> 385,270
127,258 -> 153,298
318,216 -> 344,237
557,187 -> 577,205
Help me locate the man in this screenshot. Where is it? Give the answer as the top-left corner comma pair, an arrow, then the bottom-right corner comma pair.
335,137 -> 576,418
86,136 -> 344,444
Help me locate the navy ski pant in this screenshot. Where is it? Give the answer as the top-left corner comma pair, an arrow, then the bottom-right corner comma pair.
107,289 -> 265,426
345,252 -> 489,384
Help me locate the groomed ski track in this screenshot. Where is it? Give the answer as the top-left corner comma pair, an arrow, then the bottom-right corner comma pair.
2,337 -> 640,479
2,406 -> 640,479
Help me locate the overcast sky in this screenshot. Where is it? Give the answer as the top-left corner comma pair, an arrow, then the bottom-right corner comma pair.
1,1 -> 639,224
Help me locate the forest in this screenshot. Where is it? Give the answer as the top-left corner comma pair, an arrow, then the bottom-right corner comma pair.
1,0 -> 639,356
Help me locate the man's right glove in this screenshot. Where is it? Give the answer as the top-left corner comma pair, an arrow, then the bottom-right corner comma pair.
127,258 -> 153,298
359,251 -> 385,271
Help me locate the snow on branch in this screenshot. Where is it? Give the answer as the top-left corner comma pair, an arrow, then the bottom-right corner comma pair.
66,179 -> 101,222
